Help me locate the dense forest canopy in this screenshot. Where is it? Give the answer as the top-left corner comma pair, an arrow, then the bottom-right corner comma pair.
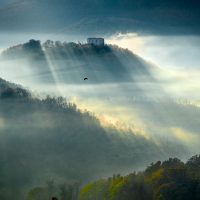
25,155 -> 200,200
78,155 -> 200,200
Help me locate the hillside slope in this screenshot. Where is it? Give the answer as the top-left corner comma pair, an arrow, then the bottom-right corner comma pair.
0,77 -> 187,200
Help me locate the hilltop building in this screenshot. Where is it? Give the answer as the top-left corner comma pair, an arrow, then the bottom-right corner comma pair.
87,38 -> 104,46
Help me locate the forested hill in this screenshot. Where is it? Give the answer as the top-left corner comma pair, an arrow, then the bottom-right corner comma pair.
0,78 -> 30,98
79,155 -> 200,200
0,77 -> 187,200
0,39 -> 157,84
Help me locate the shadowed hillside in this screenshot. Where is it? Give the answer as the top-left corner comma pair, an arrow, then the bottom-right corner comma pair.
0,78 -> 187,200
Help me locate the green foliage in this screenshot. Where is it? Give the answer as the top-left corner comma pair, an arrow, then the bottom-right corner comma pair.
79,155 -> 200,200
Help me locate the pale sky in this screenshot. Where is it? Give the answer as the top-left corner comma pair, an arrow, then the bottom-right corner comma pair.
107,33 -> 200,70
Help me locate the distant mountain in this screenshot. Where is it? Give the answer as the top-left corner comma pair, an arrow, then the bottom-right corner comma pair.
0,77 -> 187,200
0,39 -> 158,84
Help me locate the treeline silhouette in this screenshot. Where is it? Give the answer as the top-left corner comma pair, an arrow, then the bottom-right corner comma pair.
79,155 -> 200,200
1,39 -> 132,60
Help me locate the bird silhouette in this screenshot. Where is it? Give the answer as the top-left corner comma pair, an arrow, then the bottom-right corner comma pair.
84,78 -> 88,80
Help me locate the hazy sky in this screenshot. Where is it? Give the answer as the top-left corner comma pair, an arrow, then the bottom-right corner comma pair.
108,33 -> 200,70
0,0 -> 199,35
